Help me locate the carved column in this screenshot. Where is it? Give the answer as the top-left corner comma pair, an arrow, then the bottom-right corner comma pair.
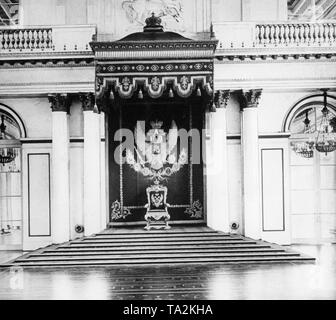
49,94 -> 72,244
79,93 -> 102,236
207,90 -> 231,232
239,89 -> 262,239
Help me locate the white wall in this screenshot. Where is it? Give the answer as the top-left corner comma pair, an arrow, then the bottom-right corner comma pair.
223,87 -> 336,244
0,96 -> 95,249
212,0 -> 287,23
226,95 -> 241,135
0,98 -> 52,138
227,140 -> 243,233
212,0 -> 242,22
242,0 -> 288,21
21,0 -> 212,39
70,144 -> 84,240
258,90 -> 314,134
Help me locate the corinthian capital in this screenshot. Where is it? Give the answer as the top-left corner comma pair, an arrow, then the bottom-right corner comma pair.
214,90 -> 230,109
239,89 -> 262,110
79,92 -> 95,112
48,94 -> 72,113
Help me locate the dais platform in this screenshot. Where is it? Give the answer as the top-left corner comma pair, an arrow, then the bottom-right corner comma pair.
0,227 -> 315,268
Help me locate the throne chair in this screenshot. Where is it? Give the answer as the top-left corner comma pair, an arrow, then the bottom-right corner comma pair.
144,184 -> 171,230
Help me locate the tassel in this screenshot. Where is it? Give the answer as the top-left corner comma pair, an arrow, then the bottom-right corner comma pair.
138,89 -> 143,99
169,88 -> 174,98
110,90 -> 114,100
93,103 -> 99,114
196,87 -> 202,97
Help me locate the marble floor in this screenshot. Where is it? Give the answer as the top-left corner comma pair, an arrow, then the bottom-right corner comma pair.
0,244 -> 335,300
0,229 -> 22,251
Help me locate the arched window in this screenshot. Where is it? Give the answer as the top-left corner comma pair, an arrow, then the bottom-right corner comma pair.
289,102 -> 336,136
0,111 -> 21,140
0,109 -> 21,171
0,106 -> 22,248
286,93 -> 336,243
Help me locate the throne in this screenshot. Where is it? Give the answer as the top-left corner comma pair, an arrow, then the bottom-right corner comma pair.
144,184 -> 171,230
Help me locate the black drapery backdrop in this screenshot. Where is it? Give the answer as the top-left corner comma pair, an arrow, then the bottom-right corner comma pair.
108,100 -> 205,225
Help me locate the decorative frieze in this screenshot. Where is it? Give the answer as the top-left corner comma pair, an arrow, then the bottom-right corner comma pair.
96,61 -> 213,74
239,89 -> 262,110
215,52 -> 336,62
90,41 -> 217,54
94,60 -> 214,100
0,57 -> 94,69
48,94 -> 72,113
96,74 -> 213,100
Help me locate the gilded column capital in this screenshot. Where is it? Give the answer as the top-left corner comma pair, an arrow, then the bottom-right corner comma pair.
239,89 -> 262,110
214,90 -> 231,109
79,92 -> 96,112
48,94 -> 72,113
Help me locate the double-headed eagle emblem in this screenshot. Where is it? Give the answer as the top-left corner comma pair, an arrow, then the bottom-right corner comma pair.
126,120 -> 187,183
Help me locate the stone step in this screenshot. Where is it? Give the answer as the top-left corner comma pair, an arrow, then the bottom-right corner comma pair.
12,255 -> 315,267
66,240 -> 256,247
3,228 -> 315,268
42,247 -> 283,255
24,251 -> 299,261
86,232 -> 233,240
51,243 -> 273,252
75,236 -> 245,244
96,231 -> 220,237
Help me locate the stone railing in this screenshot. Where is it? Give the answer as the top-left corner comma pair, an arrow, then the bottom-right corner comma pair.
214,21 -> 336,50
0,27 -> 52,50
256,22 -> 336,46
0,25 -> 96,54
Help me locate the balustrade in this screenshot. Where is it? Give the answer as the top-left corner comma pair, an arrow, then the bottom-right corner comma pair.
0,27 -> 53,51
215,21 -> 336,50
0,25 -> 96,54
256,22 -> 336,47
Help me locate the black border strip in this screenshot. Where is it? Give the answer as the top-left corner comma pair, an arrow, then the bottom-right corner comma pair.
227,134 -> 291,140
261,148 -> 285,232
259,134 -> 291,139
27,153 -> 51,237
21,138 -> 106,144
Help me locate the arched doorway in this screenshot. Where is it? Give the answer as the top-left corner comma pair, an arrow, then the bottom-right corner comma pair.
0,104 -> 24,250
286,94 -> 336,243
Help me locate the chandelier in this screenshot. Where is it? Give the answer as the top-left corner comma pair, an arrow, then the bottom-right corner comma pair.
292,90 -> 336,158
291,111 -> 315,158
0,115 -> 18,166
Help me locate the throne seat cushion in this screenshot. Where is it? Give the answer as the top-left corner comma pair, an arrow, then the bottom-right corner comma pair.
145,210 -> 170,221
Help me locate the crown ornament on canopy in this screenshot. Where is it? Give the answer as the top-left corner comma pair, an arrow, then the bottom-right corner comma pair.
144,13 -> 164,32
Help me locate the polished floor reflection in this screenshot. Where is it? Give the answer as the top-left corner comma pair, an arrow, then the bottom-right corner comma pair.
0,244 -> 335,300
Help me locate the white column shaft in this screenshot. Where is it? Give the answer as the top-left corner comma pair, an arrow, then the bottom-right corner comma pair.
83,111 -> 101,236
208,108 -> 230,232
52,112 -> 70,243
242,107 -> 261,239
